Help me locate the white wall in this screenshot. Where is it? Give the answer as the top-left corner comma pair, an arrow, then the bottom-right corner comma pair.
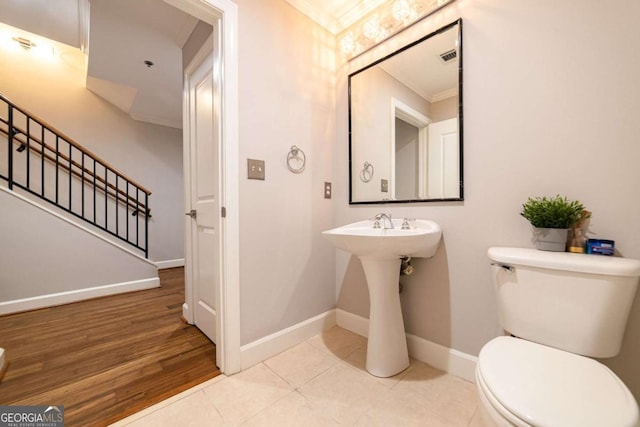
0,37 -> 184,263
334,0 -> 640,402
235,0 -> 337,345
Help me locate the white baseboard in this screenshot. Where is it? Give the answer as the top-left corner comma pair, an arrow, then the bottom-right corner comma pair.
0,277 -> 160,315
336,308 -> 370,337
240,309 -> 337,370
156,259 -> 185,269
336,309 -> 478,383
182,303 -> 193,324
406,334 -> 478,383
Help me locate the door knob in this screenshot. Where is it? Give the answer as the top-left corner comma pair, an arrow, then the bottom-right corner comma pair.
185,209 -> 197,219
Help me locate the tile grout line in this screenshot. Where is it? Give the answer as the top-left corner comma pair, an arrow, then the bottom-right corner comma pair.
109,375 -> 227,426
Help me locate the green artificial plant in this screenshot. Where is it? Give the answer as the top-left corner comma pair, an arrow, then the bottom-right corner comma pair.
520,195 -> 586,229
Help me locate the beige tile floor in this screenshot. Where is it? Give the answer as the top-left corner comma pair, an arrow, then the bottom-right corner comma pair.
111,326 -> 488,427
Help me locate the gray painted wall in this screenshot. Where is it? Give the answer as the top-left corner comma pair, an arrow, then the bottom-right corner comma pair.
6,0 -> 640,406
182,20 -> 213,70
236,0 -> 336,345
335,0 -> 640,403
0,38 -> 184,263
0,189 -> 157,302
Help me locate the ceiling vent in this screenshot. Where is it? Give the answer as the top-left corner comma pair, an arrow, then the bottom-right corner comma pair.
439,49 -> 457,63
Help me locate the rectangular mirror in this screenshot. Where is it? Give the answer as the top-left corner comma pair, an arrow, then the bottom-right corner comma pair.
349,19 -> 463,204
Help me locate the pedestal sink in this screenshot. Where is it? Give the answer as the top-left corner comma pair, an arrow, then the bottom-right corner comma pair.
323,218 -> 442,377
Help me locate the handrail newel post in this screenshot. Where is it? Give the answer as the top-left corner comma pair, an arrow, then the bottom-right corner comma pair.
144,192 -> 149,258
26,118 -> 30,188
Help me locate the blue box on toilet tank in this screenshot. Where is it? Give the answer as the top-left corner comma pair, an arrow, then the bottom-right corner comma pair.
586,239 -> 615,255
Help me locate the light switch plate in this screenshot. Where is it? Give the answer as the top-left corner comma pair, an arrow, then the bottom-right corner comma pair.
324,182 -> 332,199
381,179 -> 388,192
247,159 -> 265,180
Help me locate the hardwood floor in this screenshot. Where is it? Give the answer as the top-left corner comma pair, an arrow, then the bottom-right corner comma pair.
0,267 -> 220,426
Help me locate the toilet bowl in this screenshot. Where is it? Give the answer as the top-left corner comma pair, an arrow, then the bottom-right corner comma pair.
478,247 -> 640,427
476,337 -> 639,427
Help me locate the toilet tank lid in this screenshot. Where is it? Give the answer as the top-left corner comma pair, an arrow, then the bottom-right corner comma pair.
488,247 -> 640,277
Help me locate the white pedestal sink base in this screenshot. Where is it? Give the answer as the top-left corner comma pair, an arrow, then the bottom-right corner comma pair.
360,256 -> 409,378
322,218 -> 442,378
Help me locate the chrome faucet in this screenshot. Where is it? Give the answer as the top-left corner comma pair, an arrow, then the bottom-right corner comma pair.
373,213 -> 394,229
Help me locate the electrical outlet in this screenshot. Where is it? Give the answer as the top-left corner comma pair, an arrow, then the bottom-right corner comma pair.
324,182 -> 332,199
381,179 -> 388,192
247,159 -> 265,180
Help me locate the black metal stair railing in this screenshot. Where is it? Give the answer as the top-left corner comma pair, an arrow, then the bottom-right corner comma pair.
0,94 -> 151,258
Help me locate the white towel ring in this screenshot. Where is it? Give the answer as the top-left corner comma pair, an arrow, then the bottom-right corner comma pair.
360,161 -> 374,182
287,145 -> 306,173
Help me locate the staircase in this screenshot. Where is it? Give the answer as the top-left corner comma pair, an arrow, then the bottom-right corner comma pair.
0,94 -> 151,257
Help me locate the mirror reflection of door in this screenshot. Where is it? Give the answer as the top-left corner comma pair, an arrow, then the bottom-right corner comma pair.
390,98 -> 430,200
393,116 -> 458,200
395,118 -> 419,199
427,118 -> 459,199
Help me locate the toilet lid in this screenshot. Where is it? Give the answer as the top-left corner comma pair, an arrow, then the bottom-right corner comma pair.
478,337 -> 639,427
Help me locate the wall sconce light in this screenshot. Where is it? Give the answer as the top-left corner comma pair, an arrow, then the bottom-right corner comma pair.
10,35 -> 54,57
12,36 -> 36,50
338,0 -> 456,60
393,0 -> 419,25
0,24 -> 55,58
363,14 -> 388,43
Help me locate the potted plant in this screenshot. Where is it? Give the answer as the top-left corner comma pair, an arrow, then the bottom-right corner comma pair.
520,195 -> 587,252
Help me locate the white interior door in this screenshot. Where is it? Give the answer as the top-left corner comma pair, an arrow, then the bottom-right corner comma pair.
172,0 -> 240,375
186,50 -> 219,344
427,118 -> 459,199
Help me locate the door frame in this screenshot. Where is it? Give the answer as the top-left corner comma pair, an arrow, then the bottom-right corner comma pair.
389,97 -> 431,199
171,0 -> 240,375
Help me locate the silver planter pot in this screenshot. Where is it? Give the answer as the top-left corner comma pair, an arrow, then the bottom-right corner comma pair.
532,227 -> 568,252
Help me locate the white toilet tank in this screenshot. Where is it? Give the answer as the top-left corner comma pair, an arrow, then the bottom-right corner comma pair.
488,247 -> 640,358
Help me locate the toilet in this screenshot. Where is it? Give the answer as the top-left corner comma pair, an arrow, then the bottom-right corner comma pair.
476,247 -> 640,427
